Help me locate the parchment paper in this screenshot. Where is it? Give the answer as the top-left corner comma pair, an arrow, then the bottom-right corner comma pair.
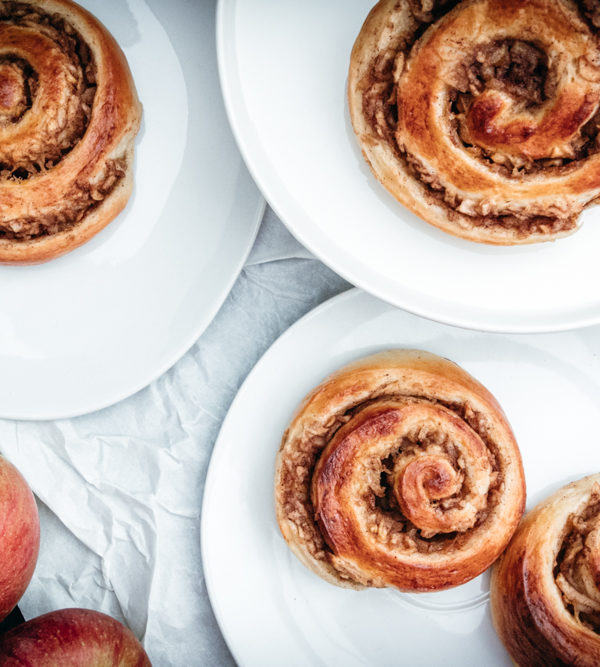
0,208 -> 350,666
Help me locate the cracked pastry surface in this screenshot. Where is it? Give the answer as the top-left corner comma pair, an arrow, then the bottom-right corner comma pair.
491,474 -> 600,667
274,350 -> 526,591
348,0 -> 600,244
0,0 -> 141,263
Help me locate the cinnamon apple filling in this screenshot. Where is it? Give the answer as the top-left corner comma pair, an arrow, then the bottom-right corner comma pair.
279,395 -> 504,571
0,2 -> 127,242
0,157 -> 127,241
555,485 -> 600,633
0,56 -> 36,125
452,40 -> 600,175
276,351 -> 525,591
356,0 -> 600,239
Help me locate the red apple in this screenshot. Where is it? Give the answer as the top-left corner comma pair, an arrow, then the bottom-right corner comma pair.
0,608 -> 151,665
0,456 -> 39,621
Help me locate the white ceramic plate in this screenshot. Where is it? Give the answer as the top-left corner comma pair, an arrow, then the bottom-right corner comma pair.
202,288 -> 600,666
0,0 -> 264,420
218,0 -> 600,333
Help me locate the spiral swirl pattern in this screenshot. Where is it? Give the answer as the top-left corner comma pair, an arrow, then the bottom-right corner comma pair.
275,350 -> 525,591
349,0 -> 600,244
492,475 -> 600,667
0,0 -> 141,263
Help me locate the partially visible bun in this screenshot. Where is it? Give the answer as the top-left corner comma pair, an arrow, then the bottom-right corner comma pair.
0,0 -> 141,264
491,474 -> 600,667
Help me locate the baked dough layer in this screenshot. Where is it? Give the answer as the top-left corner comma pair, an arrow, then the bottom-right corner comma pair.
275,350 -> 526,591
349,0 -> 600,244
0,0 -> 141,263
491,475 -> 600,667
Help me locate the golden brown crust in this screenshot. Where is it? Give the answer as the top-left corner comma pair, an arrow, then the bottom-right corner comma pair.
0,0 -> 141,264
274,350 -> 526,591
491,474 -> 600,667
348,0 -> 600,245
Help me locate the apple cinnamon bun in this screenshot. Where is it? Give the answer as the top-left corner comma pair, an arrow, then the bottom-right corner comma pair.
0,0 -> 141,263
491,474 -> 600,667
349,0 -> 600,244
275,350 -> 526,591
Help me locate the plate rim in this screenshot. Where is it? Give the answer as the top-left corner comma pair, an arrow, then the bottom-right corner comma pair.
2,196 -> 264,421
216,0 -> 600,335
0,0 -> 265,421
201,287 -> 356,667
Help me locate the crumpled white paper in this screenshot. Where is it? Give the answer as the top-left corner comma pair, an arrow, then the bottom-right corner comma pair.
0,208 -> 350,666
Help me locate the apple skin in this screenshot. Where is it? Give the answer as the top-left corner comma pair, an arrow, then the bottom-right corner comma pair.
0,456 -> 40,621
0,608 -> 152,666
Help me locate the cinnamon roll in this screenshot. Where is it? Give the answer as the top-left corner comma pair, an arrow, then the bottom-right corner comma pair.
274,350 -> 526,591
348,0 -> 600,244
491,474 -> 600,667
0,0 -> 141,264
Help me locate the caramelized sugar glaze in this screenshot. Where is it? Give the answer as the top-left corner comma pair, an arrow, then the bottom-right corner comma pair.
492,475 -> 600,667
349,0 -> 600,243
0,0 -> 141,263
275,351 -> 525,591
